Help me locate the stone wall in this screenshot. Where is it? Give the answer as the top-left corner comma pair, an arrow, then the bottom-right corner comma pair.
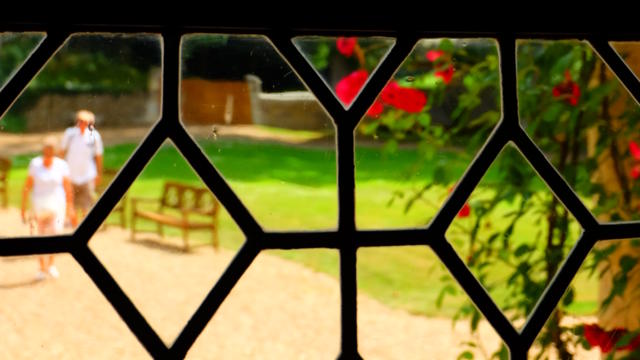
22,67 -> 162,132
24,92 -> 160,131
246,74 -> 332,131
254,92 -> 332,131
21,73 -> 332,132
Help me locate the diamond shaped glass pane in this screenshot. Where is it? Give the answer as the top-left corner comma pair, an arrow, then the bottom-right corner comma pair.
180,34 -> 337,231
292,36 -> 395,109
1,33 -> 161,237
189,249 -> 340,358
519,39 -> 640,222
446,145 -> 581,329
354,38 -> 501,229
89,141 -> 245,346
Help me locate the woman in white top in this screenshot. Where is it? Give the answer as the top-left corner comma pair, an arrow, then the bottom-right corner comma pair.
21,136 -> 77,280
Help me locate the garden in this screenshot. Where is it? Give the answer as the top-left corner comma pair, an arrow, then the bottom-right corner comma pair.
2,32 -> 640,359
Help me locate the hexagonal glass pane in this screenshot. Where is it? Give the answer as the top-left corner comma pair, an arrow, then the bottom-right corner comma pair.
357,246 -> 505,359
0,33 -> 161,237
528,239 -> 640,358
354,38 -> 501,229
180,34 -> 337,231
446,145 -> 581,329
189,249 -> 340,358
89,141 -> 245,345
0,254 -> 148,358
518,39 -> 640,223
0,32 -> 45,90
292,36 -> 395,109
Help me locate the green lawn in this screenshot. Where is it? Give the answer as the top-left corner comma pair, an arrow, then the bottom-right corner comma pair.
5,137 -> 599,319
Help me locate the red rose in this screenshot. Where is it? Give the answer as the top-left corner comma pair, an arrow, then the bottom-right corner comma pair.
367,100 -> 384,117
552,70 -> 581,106
336,72 -> 427,115
380,81 -> 427,113
448,186 -> 471,218
584,324 -> 618,353
380,81 -> 400,104
458,203 -> 471,218
435,64 -> 455,85
392,87 -> 428,113
630,141 -> 640,161
336,37 -> 357,57
335,70 -> 369,106
426,50 -> 444,62
583,323 -> 640,353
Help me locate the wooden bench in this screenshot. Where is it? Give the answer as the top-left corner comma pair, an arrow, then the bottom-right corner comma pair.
0,157 -> 11,208
130,181 -> 220,251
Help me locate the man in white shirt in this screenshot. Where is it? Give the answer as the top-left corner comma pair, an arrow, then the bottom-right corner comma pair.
60,109 -> 104,218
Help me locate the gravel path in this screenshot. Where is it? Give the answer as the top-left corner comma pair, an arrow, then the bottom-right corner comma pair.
0,208 -> 513,359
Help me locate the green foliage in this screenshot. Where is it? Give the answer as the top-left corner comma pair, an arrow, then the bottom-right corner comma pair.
1,34 -> 158,120
348,37 -> 640,357
0,113 -> 27,133
310,42 -> 330,71
181,34 -> 230,75
0,33 -> 43,86
182,34 -> 229,56
27,48 -> 151,94
602,255 -> 638,309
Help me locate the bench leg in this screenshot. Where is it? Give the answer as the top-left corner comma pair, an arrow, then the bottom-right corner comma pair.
211,213 -> 219,251
130,213 -> 136,242
212,226 -> 219,251
181,226 -> 189,252
157,222 -> 164,240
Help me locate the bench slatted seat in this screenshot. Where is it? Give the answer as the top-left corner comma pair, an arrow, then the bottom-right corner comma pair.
130,181 -> 219,251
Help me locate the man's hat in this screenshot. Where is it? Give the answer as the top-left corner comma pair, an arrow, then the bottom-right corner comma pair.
76,109 -> 95,125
